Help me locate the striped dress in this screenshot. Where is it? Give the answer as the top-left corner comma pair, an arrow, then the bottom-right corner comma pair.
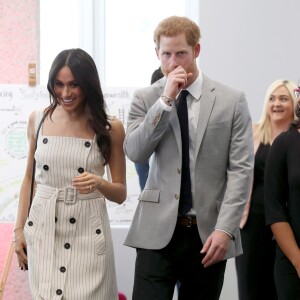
23,110 -> 118,300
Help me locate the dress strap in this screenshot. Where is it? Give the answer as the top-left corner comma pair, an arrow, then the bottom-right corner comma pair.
34,109 -> 45,137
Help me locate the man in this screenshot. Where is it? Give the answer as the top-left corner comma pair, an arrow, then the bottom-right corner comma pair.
124,16 -> 254,300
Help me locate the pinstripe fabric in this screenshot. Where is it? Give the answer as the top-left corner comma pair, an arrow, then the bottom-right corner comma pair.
23,110 -> 118,300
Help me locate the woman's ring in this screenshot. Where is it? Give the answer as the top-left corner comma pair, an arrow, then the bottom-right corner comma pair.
89,185 -> 92,191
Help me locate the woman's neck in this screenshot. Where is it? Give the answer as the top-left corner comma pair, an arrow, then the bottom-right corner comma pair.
271,119 -> 292,141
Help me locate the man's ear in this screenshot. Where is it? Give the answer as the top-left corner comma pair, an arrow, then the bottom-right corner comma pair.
155,47 -> 160,59
194,43 -> 200,58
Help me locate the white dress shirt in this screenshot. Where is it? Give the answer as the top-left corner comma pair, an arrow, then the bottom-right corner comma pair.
160,72 -> 203,215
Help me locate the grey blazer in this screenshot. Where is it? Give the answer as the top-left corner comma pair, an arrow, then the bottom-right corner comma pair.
124,74 -> 254,260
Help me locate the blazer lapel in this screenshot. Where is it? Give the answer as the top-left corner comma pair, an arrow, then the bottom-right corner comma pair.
158,76 -> 216,156
195,76 -> 216,155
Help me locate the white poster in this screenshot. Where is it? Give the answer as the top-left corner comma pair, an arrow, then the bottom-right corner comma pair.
0,85 -> 140,225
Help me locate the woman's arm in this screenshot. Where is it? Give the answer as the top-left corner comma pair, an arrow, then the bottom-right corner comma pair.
97,118 -> 127,203
14,111 -> 36,269
72,118 -> 127,204
271,222 -> 300,277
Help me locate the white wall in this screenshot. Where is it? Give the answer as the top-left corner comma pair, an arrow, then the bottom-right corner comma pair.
198,0 -> 299,122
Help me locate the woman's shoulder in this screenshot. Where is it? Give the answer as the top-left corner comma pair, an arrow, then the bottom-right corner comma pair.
280,126 -> 298,139
252,123 -> 260,138
108,116 -> 123,127
273,127 -> 298,148
27,109 -> 42,128
252,123 -> 260,151
109,117 -> 125,139
27,108 -> 49,135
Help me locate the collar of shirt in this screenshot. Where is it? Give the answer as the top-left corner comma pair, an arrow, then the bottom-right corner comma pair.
185,70 -> 203,102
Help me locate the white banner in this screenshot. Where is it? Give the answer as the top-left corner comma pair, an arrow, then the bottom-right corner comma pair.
0,85 -> 140,225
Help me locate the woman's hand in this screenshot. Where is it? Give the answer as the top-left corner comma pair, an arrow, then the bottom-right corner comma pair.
72,172 -> 102,194
291,255 -> 300,278
295,265 -> 300,278
14,228 -> 28,271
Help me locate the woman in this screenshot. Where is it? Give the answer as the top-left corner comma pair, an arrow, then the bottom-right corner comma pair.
236,79 -> 297,300
13,48 -> 126,299
264,86 -> 300,299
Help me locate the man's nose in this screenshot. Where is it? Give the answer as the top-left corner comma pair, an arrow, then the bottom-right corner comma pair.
169,54 -> 179,70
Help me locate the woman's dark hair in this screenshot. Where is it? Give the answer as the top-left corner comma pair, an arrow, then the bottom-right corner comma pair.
46,48 -> 111,165
290,120 -> 300,129
290,103 -> 300,129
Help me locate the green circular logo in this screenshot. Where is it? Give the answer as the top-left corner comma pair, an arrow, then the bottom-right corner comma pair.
5,122 -> 27,159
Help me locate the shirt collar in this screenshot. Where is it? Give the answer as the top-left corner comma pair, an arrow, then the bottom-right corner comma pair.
186,70 -> 203,102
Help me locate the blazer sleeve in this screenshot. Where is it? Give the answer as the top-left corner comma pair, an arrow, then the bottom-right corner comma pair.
215,92 -> 254,238
124,88 -> 171,163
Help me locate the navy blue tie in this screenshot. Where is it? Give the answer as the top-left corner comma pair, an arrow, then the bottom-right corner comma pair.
177,90 -> 192,215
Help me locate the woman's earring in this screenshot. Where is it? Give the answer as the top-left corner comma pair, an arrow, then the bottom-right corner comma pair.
295,104 -> 300,119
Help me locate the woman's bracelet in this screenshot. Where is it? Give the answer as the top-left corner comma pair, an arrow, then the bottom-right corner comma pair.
13,226 -> 24,233
12,232 -> 24,243
161,95 -> 174,106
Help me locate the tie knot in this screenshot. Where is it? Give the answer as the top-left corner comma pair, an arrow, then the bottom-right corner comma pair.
179,90 -> 189,98
177,90 -> 189,109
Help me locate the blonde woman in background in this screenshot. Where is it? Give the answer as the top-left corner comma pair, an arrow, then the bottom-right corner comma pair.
236,79 -> 297,300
